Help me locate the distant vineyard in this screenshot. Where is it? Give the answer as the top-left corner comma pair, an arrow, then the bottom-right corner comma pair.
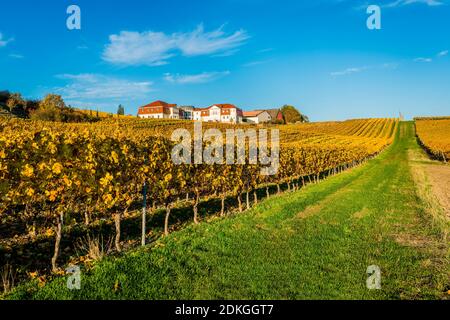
0,117 -> 398,271
76,109 -> 136,119
415,118 -> 450,162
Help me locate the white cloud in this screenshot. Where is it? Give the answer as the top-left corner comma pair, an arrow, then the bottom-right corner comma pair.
9,54 -> 24,59
330,62 -> 399,76
384,0 -> 444,7
437,50 -> 448,57
0,33 -> 13,47
103,31 -> 176,66
212,49 -> 240,57
414,57 -> 433,62
243,59 -> 273,67
102,24 -> 249,66
381,62 -> 399,69
330,66 -> 369,76
353,0 -> 445,9
164,71 -> 230,84
176,24 -> 249,56
54,74 -> 154,104
258,48 -> 274,53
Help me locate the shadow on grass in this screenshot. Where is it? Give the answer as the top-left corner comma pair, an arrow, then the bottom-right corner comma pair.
0,168 -> 347,292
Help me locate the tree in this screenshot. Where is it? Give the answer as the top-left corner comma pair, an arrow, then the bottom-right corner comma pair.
39,94 -> 66,110
117,104 -> 125,116
281,105 -> 309,124
30,94 -> 66,122
24,99 -> 40,116
6,93 -> 25,113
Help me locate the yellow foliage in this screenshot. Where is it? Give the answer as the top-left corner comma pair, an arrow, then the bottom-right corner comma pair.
52,163 -> 63,175
21,164 -> 34,178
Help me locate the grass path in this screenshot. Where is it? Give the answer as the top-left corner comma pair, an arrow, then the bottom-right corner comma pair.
10,122 -> 449,300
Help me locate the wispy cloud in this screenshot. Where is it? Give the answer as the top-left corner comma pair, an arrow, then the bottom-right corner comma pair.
103,24 -> 249,66
330,66 -> 369,76
164,71 -> 230,84
330,62 -> 398,76
54,74 -> 154,105
257,48 -> 274,53
412,50 -> 448,63
0,33 -> 13,47
243,59 -> 273,67
212,49 -> 240,57
9,53 -> 24,59
414,57 -> 433,62
176,24 -> 249,56
384,0 -> 444,8
354,0 -> 446,10
103,31 -> 175,66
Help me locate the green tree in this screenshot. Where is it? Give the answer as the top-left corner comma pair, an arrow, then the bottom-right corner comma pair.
281,105 -> 309,124
117,104 -> 125,116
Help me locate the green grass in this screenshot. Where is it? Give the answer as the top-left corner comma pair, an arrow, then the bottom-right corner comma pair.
8,122 -> 449,300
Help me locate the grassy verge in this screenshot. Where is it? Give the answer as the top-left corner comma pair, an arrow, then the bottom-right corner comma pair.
7,122 -> 449,300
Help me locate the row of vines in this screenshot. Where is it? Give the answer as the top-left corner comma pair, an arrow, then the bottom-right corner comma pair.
415,118 -> 450,162
0,117 -> 398,273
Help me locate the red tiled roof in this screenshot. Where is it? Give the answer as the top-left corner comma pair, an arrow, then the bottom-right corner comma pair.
138,100 -> 177,115
207,104 -> 238,109
140,100 -> 175,108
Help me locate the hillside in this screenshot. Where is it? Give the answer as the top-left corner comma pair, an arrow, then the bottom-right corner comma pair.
8,122 -> 449,300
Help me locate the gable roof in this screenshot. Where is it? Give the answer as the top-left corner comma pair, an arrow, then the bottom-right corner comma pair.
243,110 -> 266,117
208,104 -> 238,109
257,108 -> 281,119
140,100 -> 177,108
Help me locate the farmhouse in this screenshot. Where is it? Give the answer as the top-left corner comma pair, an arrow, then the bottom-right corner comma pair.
243,110 -> 272,124
193,104 -> 243,124
138,100 -> 180,119
264,109 -> 284,123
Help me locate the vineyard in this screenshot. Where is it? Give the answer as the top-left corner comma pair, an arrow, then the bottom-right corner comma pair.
0,117 -> 398,291
415,117 -> 450,162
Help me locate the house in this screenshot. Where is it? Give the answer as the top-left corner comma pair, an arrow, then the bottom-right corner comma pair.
193,104 -> 243,124
243,110 -> 272,124
137,100 -> 179,119
263,109 -> 284,123
179,106 -> 194,120
139,101 -> 244,123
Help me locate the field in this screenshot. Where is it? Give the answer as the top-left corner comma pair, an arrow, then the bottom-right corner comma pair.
415,117 -> 450,162
1,118 -> 449,299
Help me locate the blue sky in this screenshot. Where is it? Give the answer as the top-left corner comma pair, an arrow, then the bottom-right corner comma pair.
0,0 -> 449,121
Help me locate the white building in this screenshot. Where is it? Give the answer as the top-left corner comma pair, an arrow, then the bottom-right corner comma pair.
179,106 -> 194,120
138,101 -> 244,123
193,104 -> 243,123
242,110 -> 272,124
137,100 -> 180,119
